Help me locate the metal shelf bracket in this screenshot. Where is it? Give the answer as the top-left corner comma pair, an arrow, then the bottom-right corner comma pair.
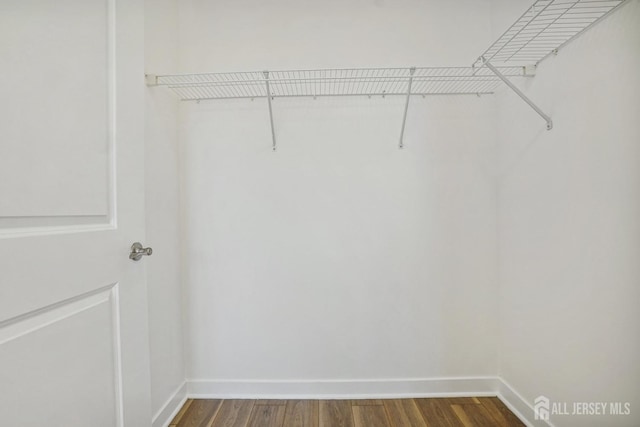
480,57 -> 553,130
399,67 -> 416,149
263,71 -> 277,151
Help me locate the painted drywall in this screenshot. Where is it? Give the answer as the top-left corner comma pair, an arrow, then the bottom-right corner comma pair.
180,97 -> 500,385
178,0 -> 500,388
494,1 -> 640,426
144,0 -> 185,419
178,0 -> 495,71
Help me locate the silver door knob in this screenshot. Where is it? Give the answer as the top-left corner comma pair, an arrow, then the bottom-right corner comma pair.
130,242 -> 153,261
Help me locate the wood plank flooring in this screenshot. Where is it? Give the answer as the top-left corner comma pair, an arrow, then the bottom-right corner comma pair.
170,397 -> 525,427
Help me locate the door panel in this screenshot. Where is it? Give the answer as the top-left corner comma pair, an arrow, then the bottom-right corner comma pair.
0,0 -> 150,425
0,0 -> 112,221
0,286 -> 121,426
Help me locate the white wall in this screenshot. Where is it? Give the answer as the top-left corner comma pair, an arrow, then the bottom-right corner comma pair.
178,0 -> 500,392
178,0 -> 494,70
144,0 -> 186,420
495,1 -> 640,425
145,0 -> 640,420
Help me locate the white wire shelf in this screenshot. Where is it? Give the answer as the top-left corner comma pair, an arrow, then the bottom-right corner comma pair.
151,67 -> 527,101
147,0 -> 629,147
477,0 -> 628,65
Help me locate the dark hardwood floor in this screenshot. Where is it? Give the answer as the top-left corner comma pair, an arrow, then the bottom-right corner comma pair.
170,397 -> 525,426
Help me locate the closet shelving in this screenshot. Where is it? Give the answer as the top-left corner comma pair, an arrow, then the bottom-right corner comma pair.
471,0 -> 627,131
475,0 -> 627,66
148,67 -> 529,149
149,67 -> 527,100
148,0 -> 629,149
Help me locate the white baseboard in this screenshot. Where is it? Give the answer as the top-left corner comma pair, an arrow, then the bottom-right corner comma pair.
496,378 -> 554,427
186,376 -> 499,400
153,376 -> 540,427
152,381 -> 188,427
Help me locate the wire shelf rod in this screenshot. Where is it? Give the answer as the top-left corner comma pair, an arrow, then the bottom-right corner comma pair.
175,92 -> 496,102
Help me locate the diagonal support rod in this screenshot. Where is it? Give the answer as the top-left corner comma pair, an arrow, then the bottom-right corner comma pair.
263,71 -> 277,151
399,67 -> 416,149
481,57 -> 553,130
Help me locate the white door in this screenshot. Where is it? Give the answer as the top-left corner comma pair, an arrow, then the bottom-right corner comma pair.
0,0 -> 151,426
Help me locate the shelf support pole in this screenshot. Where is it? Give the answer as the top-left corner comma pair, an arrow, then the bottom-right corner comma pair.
399,67 -> 416,149
263,71 -> 277,151
481,57 -> 553,130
